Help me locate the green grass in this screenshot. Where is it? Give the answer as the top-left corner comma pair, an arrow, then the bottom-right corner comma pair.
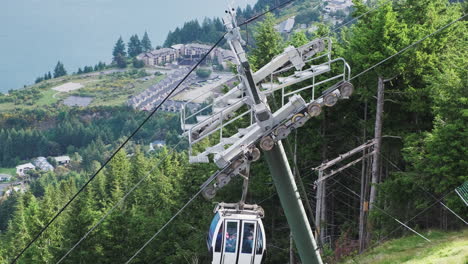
0,168 -> 15,176
88,74 -> 165,107
36,88 -> 61,106
342,229 -> 468,264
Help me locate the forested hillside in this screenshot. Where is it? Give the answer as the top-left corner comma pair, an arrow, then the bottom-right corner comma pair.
0,0 -> 466,263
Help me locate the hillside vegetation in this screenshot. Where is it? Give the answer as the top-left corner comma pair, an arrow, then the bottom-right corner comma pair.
342,229 -> 468,264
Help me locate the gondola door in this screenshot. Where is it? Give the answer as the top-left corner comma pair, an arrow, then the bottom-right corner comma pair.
238,221 -> 257,263
222,220 -> 239,263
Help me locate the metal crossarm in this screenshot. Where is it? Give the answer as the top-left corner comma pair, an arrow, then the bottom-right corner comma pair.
455,181 -> 468,206
181,37 -> 352,165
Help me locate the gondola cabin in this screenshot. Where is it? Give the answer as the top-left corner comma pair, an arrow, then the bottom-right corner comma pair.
207,203 -> 266,264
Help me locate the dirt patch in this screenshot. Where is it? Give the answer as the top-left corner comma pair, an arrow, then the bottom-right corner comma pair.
52,82 -> 84,92
63,96 -> 93,107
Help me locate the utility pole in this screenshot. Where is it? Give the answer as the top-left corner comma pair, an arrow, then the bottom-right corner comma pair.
315,170 -> 327,245
369,77 -> 384,210
366,77 -> 385,246
359,100 -> 369,252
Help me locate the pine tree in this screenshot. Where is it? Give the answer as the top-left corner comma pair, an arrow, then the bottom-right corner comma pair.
35,77 -> 44,84
60,185 -> 99,263
112,36 -> 127,58
141,31 -> 152,52
127,34 -> 143,57
115,55 -> 127,68
53,61 -> 67,78
6,195 -> 30,261
249,12 -> 284,70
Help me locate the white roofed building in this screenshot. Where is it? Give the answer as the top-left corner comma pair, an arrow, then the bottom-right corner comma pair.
16,163 -> 36,176
54,155 -> 71,165
275,16 -> 295,34
137,48 -> 180,66
137,43 -> 238,68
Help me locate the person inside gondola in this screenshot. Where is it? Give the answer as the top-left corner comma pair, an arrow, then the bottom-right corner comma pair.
242,226 -> 254,253
226,233 -> 237,252
215,225 -> 223,252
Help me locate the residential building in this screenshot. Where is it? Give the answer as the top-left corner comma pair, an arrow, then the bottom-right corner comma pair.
16,163 -> 36,176
137,43 -> 237,67
137,48 -> 180,66
324,0 -> 353,13
54,155 -> 71,165
149,140 -> 167,152
184,43 -> 213,58
275,16 -> 295,33
5,185 -> 25,197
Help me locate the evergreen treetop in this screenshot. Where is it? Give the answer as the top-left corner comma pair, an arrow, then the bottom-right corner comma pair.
53,61 -> 67,78
112,37 -> 126,58
128,34 -> 143,57
141,31 -> 152,52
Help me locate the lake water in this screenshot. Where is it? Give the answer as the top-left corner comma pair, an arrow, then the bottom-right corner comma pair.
0,0 -> 256,94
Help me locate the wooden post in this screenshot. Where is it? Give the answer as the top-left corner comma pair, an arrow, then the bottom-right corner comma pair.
359,99 -> 368,252
369,77 -> 384,210
315,170 -> 323,241
320,178 -> 327,244
366,77 -> 385,246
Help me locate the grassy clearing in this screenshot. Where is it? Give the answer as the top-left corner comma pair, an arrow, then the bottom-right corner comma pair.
0,168 -> 15,176
87,74 -> 165,107
342,229 -> 468,264
0,69 -> 164,111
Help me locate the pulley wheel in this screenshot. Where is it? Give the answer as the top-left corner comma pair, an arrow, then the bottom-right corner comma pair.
292,113 -> 306,127
250,147 -> 261,162
275,125 -> 289,140
202,185 -> 216,200
260,136 -> 275,151
230,159 -> 243,170
307,103 -> 322,117
340,81 -> 354,98
324,93 -> 338,107
191,131 -> 200,140
216,173 -> 231,187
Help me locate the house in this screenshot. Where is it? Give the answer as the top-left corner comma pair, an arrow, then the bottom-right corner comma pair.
149,140 -> 166,152
171,44 -> 185,57
137,48 -> 180,66
54,155 -> 71,165
16,163 -> 36,176
184,43 -> 213,58
137,43 -> 238,68
324,0 -> 353,13
33,157 -> 54,172
5,185 -> 25,197
275,16 -> 295,33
